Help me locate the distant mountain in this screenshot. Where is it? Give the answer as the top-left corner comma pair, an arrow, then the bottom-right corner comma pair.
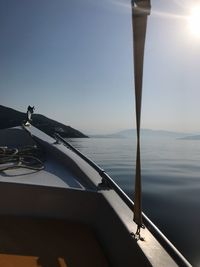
0,105 -> 88,138
180,135 -> 200,140
90,129 -> 188,139
117,129 -> 188,138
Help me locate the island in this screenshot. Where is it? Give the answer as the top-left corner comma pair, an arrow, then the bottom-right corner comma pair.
0,105 -> 88,138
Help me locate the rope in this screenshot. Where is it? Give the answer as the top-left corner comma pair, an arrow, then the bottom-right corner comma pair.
0,146 -> 45,171
131,0 -> 151,229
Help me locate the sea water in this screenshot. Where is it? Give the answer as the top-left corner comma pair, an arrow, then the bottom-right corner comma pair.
68,136 -> 200,267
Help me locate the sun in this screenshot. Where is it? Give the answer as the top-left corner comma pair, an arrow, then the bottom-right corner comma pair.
188,5 -> 200,37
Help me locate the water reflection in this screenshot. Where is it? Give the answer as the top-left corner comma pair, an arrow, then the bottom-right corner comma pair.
69,136 -> 200,267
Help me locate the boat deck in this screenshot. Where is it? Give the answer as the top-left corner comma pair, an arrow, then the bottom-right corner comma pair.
0,128 -> 94,190
0,216 -> 109,267
0,155 -> 86,189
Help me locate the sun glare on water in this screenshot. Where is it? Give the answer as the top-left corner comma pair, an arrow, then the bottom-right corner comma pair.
188,5 -> 200,37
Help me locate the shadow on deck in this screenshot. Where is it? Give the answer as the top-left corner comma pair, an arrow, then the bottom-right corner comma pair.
0,216 -> 110,267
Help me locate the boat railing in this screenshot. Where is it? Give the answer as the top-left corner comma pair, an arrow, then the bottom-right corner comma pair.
54,133 -> 191,267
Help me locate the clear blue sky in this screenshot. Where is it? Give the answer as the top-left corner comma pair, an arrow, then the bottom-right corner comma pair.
1,0 -> 200,134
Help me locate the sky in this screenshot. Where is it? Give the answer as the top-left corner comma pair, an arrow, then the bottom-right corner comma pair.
1,0 -> 200,134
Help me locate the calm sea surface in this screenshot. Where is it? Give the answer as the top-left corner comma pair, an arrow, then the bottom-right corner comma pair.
68,136 -> 200,266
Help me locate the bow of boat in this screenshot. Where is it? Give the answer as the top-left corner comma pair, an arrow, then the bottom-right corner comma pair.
0,126 -> 191,267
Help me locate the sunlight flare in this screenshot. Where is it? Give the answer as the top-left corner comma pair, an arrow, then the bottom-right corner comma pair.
188,5 -> 200,37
